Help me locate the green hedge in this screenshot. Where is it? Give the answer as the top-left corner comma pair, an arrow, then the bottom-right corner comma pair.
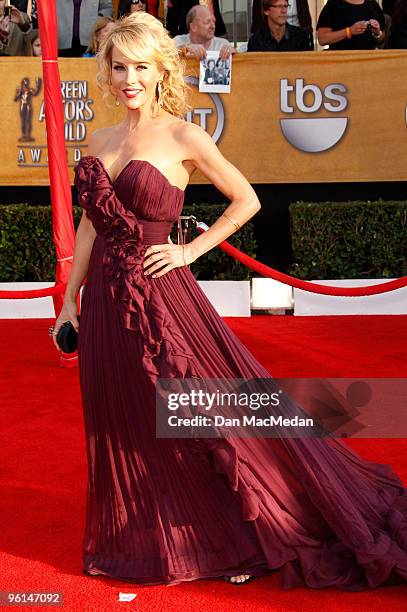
289,200 -> 407,279
0,203 -> 256,282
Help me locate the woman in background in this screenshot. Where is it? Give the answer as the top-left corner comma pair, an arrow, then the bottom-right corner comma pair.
118,0 -> 153,17
82,15 -> 115,57
25,27 -> 41,56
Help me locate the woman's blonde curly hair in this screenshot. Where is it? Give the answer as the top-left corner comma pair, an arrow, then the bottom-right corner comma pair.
96,12 -> 190,118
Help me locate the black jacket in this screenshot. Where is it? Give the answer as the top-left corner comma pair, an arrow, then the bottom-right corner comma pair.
248,23 -> 314,51
251,0 -> 312,34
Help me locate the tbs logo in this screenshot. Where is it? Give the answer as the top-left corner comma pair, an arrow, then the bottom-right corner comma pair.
280,79 -> 348,153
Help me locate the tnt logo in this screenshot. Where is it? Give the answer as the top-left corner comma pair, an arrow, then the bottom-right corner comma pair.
280,79 -> 349,153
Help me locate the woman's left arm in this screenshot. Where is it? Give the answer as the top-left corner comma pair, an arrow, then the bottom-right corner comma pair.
181,122 -> 261,262
143,122 -> 261,278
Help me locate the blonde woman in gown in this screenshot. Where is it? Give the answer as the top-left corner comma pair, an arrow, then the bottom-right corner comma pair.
52,12 -> 407,590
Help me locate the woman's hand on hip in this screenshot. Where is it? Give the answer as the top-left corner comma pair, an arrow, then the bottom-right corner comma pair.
143,243 -> 194,278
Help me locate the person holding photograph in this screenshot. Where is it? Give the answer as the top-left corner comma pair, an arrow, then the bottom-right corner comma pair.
51,11 -> 407,592
166,0 -> 227,38
173,5 -> 235,59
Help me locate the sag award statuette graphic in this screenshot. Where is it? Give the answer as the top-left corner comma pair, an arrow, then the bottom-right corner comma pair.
14,77 -> 42,142
15,77 -> 95,169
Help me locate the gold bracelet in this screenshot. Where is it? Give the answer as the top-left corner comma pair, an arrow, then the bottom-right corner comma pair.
222,212 -> 241,231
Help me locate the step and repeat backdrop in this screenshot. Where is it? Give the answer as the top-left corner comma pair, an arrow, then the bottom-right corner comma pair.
2,50 -> 407,186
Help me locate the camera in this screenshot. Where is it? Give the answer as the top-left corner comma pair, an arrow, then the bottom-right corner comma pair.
365,21 -> 373,32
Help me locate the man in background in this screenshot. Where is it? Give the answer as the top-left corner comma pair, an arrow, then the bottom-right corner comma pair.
248,0 -> 313,51
173,5 -> 235,60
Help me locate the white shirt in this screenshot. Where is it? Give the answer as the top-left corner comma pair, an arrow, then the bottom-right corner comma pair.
173,33 -> 228,51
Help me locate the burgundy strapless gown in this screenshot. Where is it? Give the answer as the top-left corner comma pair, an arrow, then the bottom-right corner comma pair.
73,155 -> 407,591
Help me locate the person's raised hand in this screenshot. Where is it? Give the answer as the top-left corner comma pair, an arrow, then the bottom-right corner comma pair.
143,243 -> 195,278
10,5 -> 25,26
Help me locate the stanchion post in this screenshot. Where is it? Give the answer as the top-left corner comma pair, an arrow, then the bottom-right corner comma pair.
177,216 -> 197,267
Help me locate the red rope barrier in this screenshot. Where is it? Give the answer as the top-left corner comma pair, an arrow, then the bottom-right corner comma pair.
196,223 -> 407,297
0,284 -> 67,299
1,223 -> 406,300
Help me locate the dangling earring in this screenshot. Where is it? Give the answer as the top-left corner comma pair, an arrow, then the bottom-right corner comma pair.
156,80 -> 163,108
115,96 -> 120,106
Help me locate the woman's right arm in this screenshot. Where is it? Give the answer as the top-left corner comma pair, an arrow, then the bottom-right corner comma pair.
51,133 -> 102,347
51,209 -> 96,348
64,211 -> 97,306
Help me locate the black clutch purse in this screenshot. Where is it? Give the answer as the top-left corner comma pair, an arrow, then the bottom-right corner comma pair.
56,316 -> 80,353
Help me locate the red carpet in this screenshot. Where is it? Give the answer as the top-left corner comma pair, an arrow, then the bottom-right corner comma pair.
0,315 -> 406,611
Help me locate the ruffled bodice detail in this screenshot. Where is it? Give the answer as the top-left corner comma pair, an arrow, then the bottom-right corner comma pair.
74,155 -> 198,383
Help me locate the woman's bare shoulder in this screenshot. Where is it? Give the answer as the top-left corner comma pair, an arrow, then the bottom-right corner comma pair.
87,125 -> 115,155
172,119 -> 213,155
172,117 -> 204,137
